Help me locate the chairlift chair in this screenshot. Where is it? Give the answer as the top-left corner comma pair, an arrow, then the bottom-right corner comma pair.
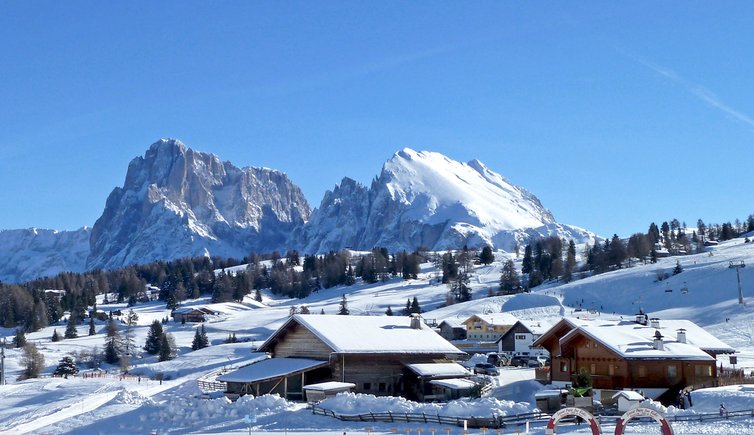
681,282 -> 689,294
665,282 -> 673,293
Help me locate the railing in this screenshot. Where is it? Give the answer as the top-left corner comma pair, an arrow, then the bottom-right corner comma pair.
311,405 -> 549,429
313,405 -> 754,429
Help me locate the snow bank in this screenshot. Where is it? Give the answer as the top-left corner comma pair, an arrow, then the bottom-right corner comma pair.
319,392 -> 534,417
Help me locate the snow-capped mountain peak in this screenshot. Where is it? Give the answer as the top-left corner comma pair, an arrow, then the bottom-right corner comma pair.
297,148 -> 594,254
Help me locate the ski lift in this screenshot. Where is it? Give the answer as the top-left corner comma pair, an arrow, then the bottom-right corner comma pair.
665,282 -> 673,293
681,282 -> 689,294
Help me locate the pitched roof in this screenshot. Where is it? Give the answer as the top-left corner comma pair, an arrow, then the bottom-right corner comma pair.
495,319 -> 553,344
464,313 -> 518,326
217,358 -> 328,383
535,317 -> 734,361
260,314 -> 464,355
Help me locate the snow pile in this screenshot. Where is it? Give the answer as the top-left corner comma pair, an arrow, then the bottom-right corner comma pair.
112,389 -> 155,406
319,392 -> 534,417
440,396 -> 533,417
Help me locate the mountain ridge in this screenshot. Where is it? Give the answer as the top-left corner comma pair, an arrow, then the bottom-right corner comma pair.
0,140 -> 596,282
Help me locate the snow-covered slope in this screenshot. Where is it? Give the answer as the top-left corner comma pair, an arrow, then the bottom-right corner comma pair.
0,227 -> 90,283
87,139 -> 311,270
297,148 -> 596,253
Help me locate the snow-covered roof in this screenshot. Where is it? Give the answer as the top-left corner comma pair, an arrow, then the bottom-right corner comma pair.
217,358 -> 328,383
612,390 -> 644,401
261,314 -> 464,355
302,382 -> 356,392
438,318 -> 466,328
555,317 -> 731,360
429,378 -> 477,390
465,313 -> 518,326
518,319 -> 552,335
406,363 -> 471,378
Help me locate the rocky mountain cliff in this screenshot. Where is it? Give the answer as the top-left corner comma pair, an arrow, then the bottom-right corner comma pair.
1,142 -> 597,282
87,139 -> 311,270
295,148 -> 595,253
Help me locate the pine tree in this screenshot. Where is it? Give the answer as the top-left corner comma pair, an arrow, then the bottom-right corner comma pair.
499,260 -> 521,294
299,305 -> 310,314
13,329 -> 26,348
123,309 -> 139,355
479,246 -> 494,265
144,320 -> 163,355
89,316 -> 96,336
191,329 -> 203,351
673,260 -> 683,275
338,295 -> 350,315
385,306 -> 394,316
254,288 -> 263,302
564,240 -> 577,282
53,356 -> 79,378
51,329 -> 61,342
158,332 -> 173,361
104,318 -> 122,365
200,324 -> 209,348
64,315 -> 78,339
521,245 -> 533,274
192,325 -> 210,350
409,296 -> 421,314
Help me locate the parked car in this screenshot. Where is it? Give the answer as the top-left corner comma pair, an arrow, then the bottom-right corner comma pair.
486,353 -> 508,367
474,363 -> 500,376
509,355 -> 529,367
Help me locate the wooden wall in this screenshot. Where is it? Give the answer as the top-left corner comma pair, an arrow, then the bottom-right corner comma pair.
271,323 -> 333,359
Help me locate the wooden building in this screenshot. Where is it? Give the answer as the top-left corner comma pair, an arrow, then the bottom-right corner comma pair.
532,317 -> 735,403
171,306 -> 217,323
220,314 -> 467,401
438,319 -> 467,341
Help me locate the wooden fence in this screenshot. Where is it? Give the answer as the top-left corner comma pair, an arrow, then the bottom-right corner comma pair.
313,405 -> 754,430
311,405 -> 549,429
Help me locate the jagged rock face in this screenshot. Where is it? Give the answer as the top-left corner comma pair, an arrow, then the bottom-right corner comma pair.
0,227 -> 90,283
296,148 -> 595,253
88,139 -> 310,270
292,177 -> 371,253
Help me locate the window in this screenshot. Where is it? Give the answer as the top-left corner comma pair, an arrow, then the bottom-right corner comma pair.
639,366 -> 647,378
379,383 -> 386,392
590,363 -> 596,375
363,382 -> 371,391
695,365 -> 713,377
667,365 -> 677,380
608,365 -> 615,376
515,334 -> 527,340
560,361 -> 568,372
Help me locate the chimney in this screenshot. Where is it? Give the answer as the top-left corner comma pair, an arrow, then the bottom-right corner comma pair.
677,328 -> 687,344
410,314 -> 422,329
650,318 -> 660,329
653,330 -> 665,350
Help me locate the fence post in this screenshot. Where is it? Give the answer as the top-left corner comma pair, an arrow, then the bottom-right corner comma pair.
423,412 -> 428,423
388,411 -> 393,422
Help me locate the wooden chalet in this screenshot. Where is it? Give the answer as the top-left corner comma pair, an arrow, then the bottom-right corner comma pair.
171,306 -> 217,323
219,314 -> 467,401
532,316 -> 735,403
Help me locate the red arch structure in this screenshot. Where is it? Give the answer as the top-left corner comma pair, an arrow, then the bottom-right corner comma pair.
545,407 -> 602,434
613,406 -> 674,435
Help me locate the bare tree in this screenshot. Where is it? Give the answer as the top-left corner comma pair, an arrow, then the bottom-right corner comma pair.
19,343 -> 45,380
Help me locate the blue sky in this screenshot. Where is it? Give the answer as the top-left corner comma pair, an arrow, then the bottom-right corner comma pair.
1,2 -> 753,238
